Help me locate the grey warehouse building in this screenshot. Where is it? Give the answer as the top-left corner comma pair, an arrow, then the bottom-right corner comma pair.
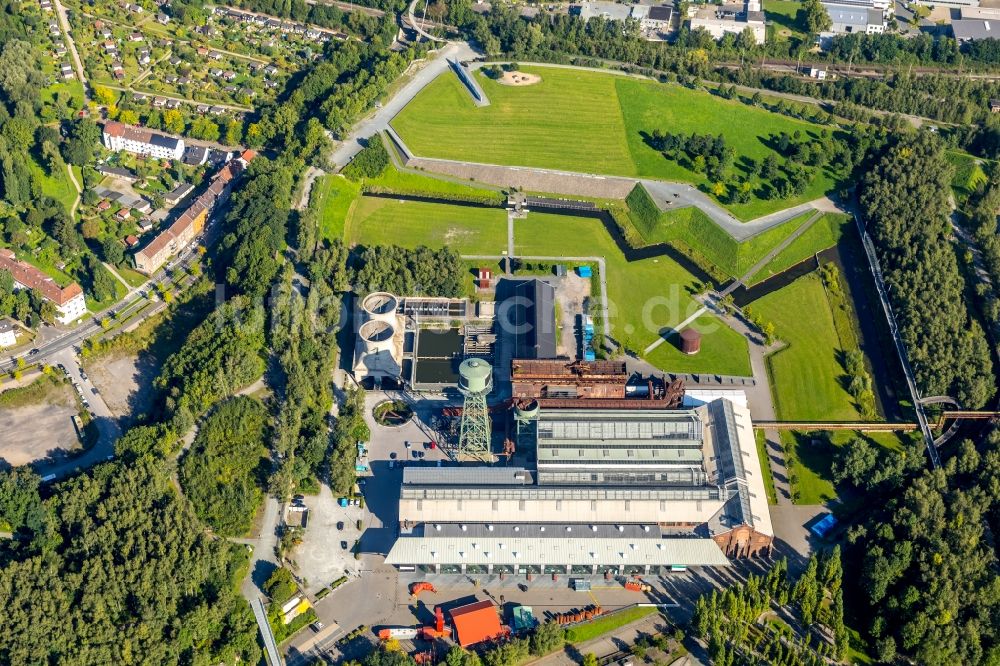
386,398 -> 774,574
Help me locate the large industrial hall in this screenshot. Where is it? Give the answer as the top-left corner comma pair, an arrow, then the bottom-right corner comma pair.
386,397 -> 773,574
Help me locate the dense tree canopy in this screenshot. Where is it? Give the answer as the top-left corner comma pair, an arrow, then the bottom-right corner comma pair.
353,244 -> 466,297
156,296 -> 267,426
854,436 -> 1000,664
180,396 -> 270,536
859,132 -> 994,408
0,460 -> 260,665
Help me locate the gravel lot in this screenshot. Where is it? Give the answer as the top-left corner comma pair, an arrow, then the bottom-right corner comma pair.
85,352 -> 158,422
0,383 -> 80,466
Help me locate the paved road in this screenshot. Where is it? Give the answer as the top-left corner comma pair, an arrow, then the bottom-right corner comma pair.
242,496 -> 282,599
329,41 -> 478,169
53,0 -> 87,87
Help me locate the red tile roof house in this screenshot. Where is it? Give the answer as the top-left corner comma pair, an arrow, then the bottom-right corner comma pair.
0,249 -> 87,324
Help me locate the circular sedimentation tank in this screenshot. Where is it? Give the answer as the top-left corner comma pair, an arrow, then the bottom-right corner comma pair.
361,292 -> 398,318
458,358 -> 493,394
359,319 -> 394,343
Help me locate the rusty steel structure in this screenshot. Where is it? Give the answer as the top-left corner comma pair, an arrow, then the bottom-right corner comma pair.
511,359 -> 629,399
510,358 -> 685,409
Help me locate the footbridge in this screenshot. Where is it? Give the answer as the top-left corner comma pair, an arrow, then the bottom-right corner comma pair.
752,421 -> 920,432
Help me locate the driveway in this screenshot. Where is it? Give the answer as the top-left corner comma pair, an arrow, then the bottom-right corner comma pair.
330,41 -> 479,169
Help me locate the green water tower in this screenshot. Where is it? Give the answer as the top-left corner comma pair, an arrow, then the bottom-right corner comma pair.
457,358 -> 493,461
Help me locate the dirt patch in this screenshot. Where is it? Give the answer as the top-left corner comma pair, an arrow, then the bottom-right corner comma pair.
498,71 -> 541,86
0,385 -> 79,466
554,273 -> 592,356
85,351 -> 159,422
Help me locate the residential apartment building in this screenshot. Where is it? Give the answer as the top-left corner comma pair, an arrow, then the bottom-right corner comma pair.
102,121 -> 184,160
0,249 -> 87,324
133,151 -> 254,274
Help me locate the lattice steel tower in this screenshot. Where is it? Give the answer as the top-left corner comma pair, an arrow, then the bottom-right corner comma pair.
456,358 -> 493,461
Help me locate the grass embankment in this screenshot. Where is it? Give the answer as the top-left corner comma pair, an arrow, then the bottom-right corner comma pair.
624,184 -> 815,280
310,175 -> 361,242
748,213 -> 851,285
753,272 -> 859,422
565,606 -> 659,644
393,65 -> 837,219
947,151 -> 989,209
316,164 -> 503,243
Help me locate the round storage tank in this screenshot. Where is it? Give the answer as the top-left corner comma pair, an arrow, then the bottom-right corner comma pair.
361,292 -> 398,324
680,328 -> 701,355
359,319 -> 396,355
514,399 -> 540,421
458,358 -> 493,394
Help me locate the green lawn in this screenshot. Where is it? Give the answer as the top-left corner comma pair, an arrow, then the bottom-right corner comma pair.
516,212 -> 751,376
392,66 -> 837,220
564,606 -> 659,644
115,265 -> 149,289
392,67 -> 635,176
748,213 -> 851,285
765,0 -> 808,40
756,430 -> 779,504
40,79 -> 87,114
947,151 -> 988,208
753,272 -> 860,421
615,77 -> 836,219
345,197 -> 508,254
30,158 -> 78,213
310,175 -> 361,242
781,430 -> 912,505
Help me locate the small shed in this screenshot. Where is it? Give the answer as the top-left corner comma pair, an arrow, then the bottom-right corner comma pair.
554,264 -> 567,277
123,235 -> 139,248
991,99 -> 1000,114
679,327 -> 701,355
477,267 -> 492,289
450,600 -> 505,648
576,265 -> 592,278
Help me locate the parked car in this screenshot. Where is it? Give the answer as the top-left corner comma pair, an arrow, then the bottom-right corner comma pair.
340,540 -> 349,550
336,521 -> 344,531
91,387 -> 99,395
312,621 -> 325,632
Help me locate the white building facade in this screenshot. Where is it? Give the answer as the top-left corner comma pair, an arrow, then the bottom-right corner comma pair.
102,121 -> 184,160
